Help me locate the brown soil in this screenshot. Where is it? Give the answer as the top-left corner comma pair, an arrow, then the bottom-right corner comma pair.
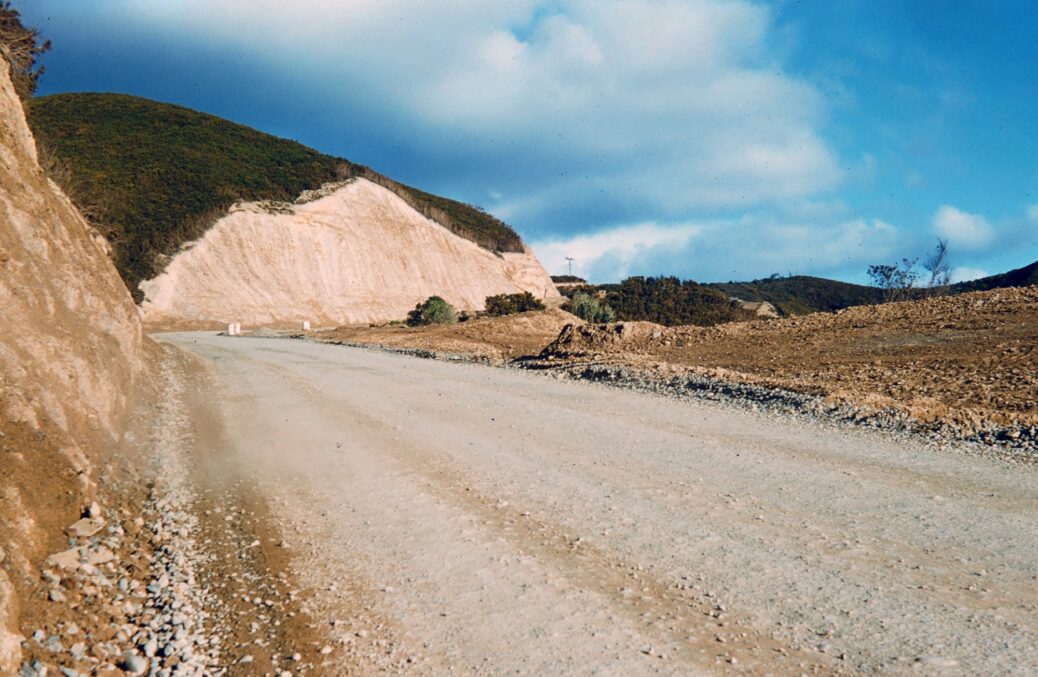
314,287 -> 1037,438
314,307 -> 581,363
541,286 -> 1038,432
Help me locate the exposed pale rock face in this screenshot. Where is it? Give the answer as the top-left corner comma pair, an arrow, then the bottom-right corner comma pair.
0,71 -> 143,438
139,178 -> 560,326
0,59 -> 144,672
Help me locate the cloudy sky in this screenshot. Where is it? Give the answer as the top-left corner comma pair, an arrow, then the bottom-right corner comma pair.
21,0 -> 1038,283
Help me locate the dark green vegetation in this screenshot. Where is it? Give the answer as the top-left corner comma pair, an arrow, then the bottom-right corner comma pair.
0,1 -> 49,100
484,292 -> 546,317
406,296 -> 458,327
555,259 -> 1038,326
603,277 -> 751,327
565,292 -> 615,323
550,275 -> 587,284
27,93 -> 522,299
952,259 -> 1038,293
705,276 -> 884,316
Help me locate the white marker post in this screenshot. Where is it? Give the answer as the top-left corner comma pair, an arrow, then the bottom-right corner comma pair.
234,322 -> 242,336
227,323 -> 236,336
302,320 -> 311,331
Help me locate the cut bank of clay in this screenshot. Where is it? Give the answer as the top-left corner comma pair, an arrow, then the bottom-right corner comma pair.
139,178 -> 560,326
0,56 -> 146,672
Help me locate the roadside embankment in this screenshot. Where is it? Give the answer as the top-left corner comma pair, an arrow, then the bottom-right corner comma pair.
0,54 -> 146,672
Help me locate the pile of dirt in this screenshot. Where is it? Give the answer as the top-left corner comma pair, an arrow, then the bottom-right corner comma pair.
0,57 -> 147,672
316,308 -> 581,362
139,177 -> 560,327
540,286 -> 1038,438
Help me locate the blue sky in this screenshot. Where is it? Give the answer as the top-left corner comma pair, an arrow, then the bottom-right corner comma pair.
19,0 -> 1038,283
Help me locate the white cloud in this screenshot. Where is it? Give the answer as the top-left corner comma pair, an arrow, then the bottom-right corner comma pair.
1027,204 -> 1038,223
116,0 -> 842,213
532,221 -> 702,280
531,216 -> 899,282
932,205 -> 993,250
949,266 -> 989,284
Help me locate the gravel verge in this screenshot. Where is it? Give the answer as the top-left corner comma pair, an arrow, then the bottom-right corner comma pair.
274,331 -> 1038,463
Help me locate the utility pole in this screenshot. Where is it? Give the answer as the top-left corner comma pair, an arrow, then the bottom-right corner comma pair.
565,257 -> 575,277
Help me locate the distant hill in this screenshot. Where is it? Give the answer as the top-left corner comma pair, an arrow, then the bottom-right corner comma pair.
598,276 -> 754,326
705,261 -> 1038,317
551,275 -> 587,285
951,260 -> 1038,293
26,93 -> 522,299
705,276 -> 884,315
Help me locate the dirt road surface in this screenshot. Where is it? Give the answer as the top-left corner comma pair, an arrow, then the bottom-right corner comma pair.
160,332 -> 1038,676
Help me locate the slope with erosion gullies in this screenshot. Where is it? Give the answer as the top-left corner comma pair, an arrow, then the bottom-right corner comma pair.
26,93 -> 525,300
0,62 -> 146,672
136,176 -> 559,326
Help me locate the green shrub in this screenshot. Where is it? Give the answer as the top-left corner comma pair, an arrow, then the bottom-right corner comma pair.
566,292 -> 615,323
606,276 -> 745,326
484,291 -> 546,316
406,296 -> 457,326
0,1 -> 50,100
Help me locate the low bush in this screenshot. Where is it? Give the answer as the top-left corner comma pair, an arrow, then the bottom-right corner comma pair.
484,292 -> 545,316
406,296 -> 457,326
566,292 -> 615,323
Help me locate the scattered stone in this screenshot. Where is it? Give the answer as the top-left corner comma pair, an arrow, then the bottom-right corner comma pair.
85,546 -> 115,566
119,651 -> 148,675
46,549 -> 81,570
65,517 -> 105,538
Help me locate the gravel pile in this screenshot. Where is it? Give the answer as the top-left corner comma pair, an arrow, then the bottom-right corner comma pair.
18,360 -> 224,677
527,359 -> 1038,461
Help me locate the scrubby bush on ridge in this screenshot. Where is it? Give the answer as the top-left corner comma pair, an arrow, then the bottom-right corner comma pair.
406,296 -> 457,326
566,292 -> 615,323
484,292 -> 545,317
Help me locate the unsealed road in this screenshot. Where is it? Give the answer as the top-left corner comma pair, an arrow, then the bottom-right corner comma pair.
163,332 -> 1038,676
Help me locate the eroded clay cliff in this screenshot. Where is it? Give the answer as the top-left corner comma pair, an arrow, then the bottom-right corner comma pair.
139,178 -> 560,326
0,59 -> 145,671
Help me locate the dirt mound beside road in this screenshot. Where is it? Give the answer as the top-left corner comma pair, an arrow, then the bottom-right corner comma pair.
317,308 -> 581,362
540,286 -> 1038,441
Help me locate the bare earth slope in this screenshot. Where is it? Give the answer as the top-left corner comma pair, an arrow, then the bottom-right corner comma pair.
0,62 -> 144,671
541,286 -> 1038,440
162,333 -> 1038,676
317,307 -> 581,362
139,178 -> 560,326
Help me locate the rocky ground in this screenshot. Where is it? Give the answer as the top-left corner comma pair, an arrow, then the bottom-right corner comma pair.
158,332 -> 1038,676
313,307 -> 579,363
308,286 -> 1038,458
13,348 -> 332,677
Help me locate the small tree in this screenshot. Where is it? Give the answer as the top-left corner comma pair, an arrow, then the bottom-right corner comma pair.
867,258 -> 918,302
566,291 -> 615,323
0,1 -> 50,100
922,238 -> 951,289
484,292 -> 545,316
406,296 -> 457,326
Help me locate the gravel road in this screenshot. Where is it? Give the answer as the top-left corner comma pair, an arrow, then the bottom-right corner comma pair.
161,332 -> 1038,676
